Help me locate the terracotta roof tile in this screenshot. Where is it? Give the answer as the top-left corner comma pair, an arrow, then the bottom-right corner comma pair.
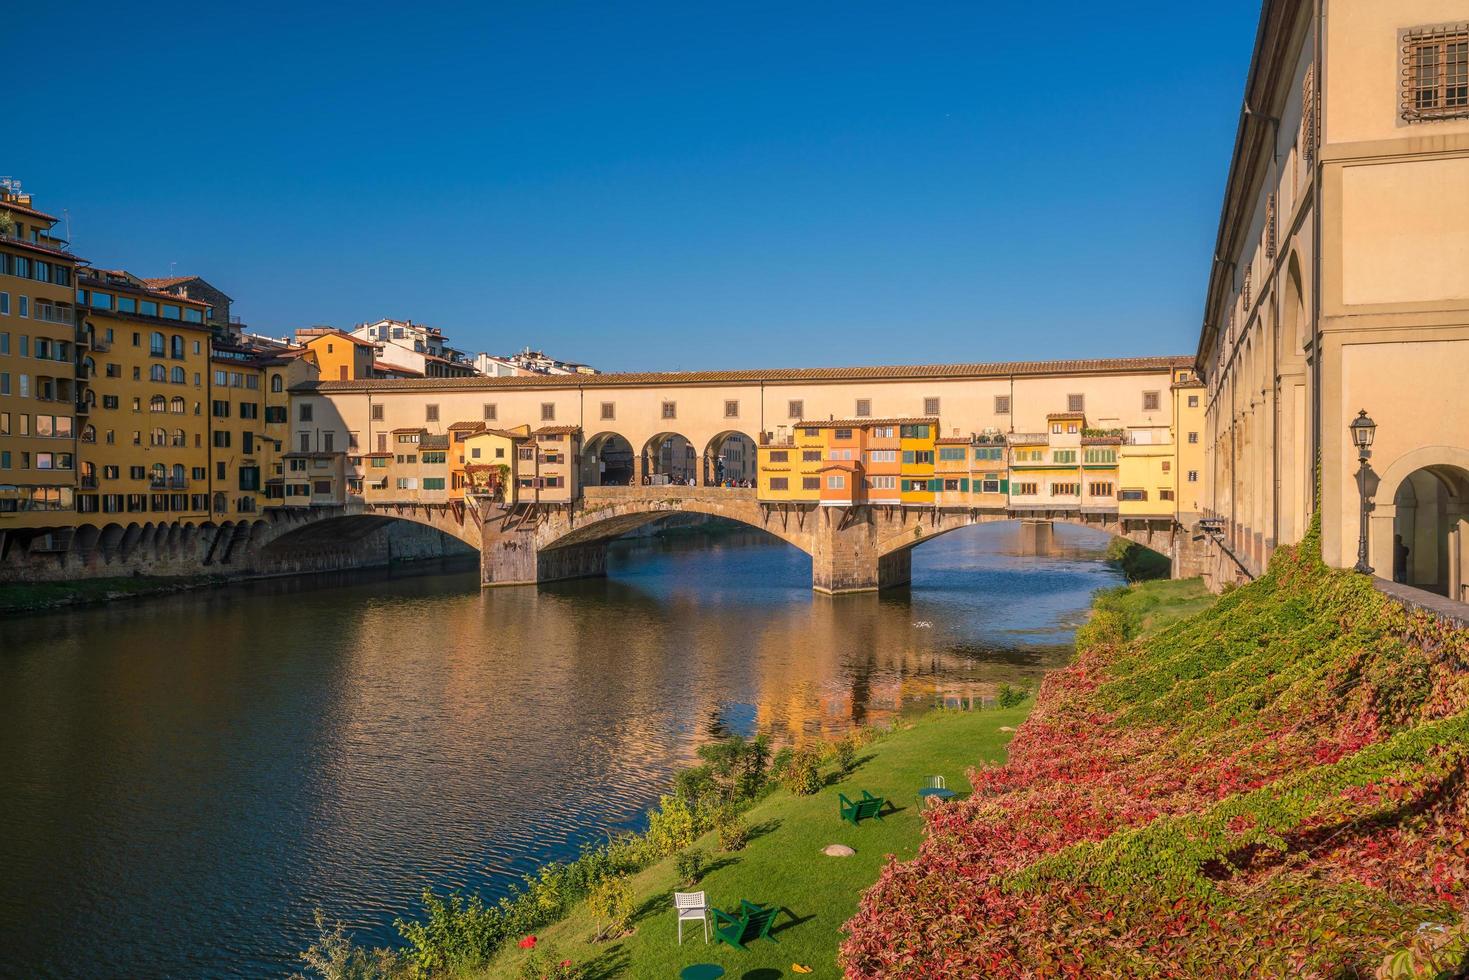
297,355 -> 1192,393
533,425 -> 582,436
447,420 -> 486,431
795,417 -> 938,429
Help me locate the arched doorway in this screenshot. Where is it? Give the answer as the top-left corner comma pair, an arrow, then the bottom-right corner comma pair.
582,432 -> 635,486
642,432 -> 696,485
1391,464 -> 1469,598
704,430 -> 757,486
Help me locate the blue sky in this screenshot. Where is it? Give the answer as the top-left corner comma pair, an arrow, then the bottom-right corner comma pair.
12,2 -> 1257,372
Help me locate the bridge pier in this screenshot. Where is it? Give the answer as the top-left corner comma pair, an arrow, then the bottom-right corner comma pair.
480,527 -> 608,587
1018,518 -> 1054,556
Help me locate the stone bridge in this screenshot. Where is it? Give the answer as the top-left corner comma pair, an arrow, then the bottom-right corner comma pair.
468,486 -> 1189,593
3,488 -> 1192,590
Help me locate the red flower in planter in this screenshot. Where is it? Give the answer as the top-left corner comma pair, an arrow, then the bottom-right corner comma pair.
518,935 -> 537,949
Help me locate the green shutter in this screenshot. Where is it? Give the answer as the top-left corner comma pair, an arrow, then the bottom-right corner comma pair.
1000,478 -> 1009,494
902,450 -> 915,464
928,478 -> 941,492
960,478 -> 969,491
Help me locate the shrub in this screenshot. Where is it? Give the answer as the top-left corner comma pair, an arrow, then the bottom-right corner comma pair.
695,734 -> 772,804
587,875 -> 634,941
674,849 -> 704,886
995,683 -> 1028,709
829,734 -> 857,775
295,910 -> 403,980
715,810 -> 749,852
396,890 -> 504,975
646,794 -> 700,856
780,747 -> 822,796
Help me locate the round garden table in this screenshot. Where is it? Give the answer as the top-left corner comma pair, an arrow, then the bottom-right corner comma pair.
680,965 -> 725,980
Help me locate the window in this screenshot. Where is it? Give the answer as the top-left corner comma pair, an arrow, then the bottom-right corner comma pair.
834,428 -> 852,440
371,403 -> 384,421
802,477 -> 821,491
1119,489 -> 1147,501
938,447 -> 966,461
240,402 -> 258,420
1160,489 -> 1175,501
1188,394 -> 1199,408
298,403 -> 313,422
1012,482 -> 1038,496
1050,482 -> 1080,496
826,475 -> 845,489
802,450 -> 821,462
483,403 -> 497,421
149,332 -> 165,356
1403,26 -> 1469,121
265,406 -> 287,423
1067,393 -> 1084,413
868,475 -> 897,490
923,397 -> 940,416
212,400 -> 230,418
660,401 -> 676,420
541,403 -> 556,421
768,477 -> 789,491
1187,470 -> 1199,483
854,399 -> 871,418
827,448 -> 853,460
787,400 -> 803,419
1089,482 -> 1114,496
1161,460 -> 1171,473
425,404 -> 439,422
1053,450 -> 1076,464
868,450 -> 896,463
1187,431 -> 1198,444
170,366 -> 185,383
899,424 -> 930,439
1143,391 -> 1160,411
299,433 -> 311,452
170,335 -> 185,360
600,402 -> 615,420
871,426 -> 894,438
767,450 -> 788,463
213,430 -> 231,448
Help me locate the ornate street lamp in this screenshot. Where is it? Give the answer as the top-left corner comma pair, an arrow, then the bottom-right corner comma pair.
1350,410 -> 1377,574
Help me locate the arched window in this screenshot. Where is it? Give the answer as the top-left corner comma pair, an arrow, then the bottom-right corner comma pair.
271,374 -> 284,393
150,332 -> 165,356
172,463 -> 186,482
83,357 -> 96,376
171,366 -> 186,383
150,462 -> 165,484
172,428 -> 186,447
212,491 -> 228,514
170,397 -> 185,414
170,335 -> 185,360
80,424 -> 96,443
150,364 -> 166,382
149,395 -> 167,413
150,428 -> 166,447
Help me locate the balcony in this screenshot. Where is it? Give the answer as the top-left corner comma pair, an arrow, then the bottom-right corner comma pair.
75,399 -> 91,415
32,305 -> 76,326
149,477 -> 190,490
80,475 -> 98,490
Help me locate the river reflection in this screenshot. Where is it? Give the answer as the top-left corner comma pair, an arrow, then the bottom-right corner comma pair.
0,521 -> 1120,977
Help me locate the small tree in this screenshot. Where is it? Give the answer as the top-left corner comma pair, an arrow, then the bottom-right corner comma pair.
0,211 -> 14,238
587,875 -> 634,941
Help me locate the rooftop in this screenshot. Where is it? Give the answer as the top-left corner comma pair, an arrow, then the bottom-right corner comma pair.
794,417 -> 939,429
298,355 -> 1192,393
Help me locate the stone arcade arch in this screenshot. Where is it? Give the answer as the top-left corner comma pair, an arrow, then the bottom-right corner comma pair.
580,431 -> 635,487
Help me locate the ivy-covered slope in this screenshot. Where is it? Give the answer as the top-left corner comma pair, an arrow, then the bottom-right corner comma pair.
842,525 -> 1469,978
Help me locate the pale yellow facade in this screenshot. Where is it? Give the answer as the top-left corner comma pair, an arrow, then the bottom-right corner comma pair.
1198,0 -> 1469,601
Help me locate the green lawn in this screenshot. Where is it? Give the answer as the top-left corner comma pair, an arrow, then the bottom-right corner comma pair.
1104,577 -> 1215,639
480,706 -> 1030,980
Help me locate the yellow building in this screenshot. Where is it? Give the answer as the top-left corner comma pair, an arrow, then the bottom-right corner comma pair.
758,425 -> 826,503
296,327 -> 378,381
75,270 -> 214,523
527,426 -> 581,505
1080,435 -> 1121,513
1118,443 -> 1176,519
0,184 -> 83,532
897,418 -> 937,505
1171,368 -> 1205,523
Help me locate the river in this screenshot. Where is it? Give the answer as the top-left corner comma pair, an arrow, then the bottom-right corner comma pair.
0,521 -> 1122,977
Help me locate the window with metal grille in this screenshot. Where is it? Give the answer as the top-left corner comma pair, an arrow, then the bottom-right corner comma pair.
923,397 -> 940,416
1143,391 -> 1160,412
724,400 -> 739,418
1067,393 -> 1084,413
661,401 -> 676,420
1265,193 -> 1277,260
1301,64 -> 1316,164
854,398 -> 871,417
600,402 -> 615,420
994,395 -> 1010,415
425,403 -> 439,422
1242,266 -> 1252,308
541,403 -> 555,421
788,400 -> 803,419
483,403 -> 497,420
1403,26 -> 1469,121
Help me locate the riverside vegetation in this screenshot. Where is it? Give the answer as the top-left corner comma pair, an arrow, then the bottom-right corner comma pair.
297,706 -> 1031,978
842,517 -> 1469,977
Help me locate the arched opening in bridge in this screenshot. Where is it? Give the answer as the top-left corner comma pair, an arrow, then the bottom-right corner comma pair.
1391,464 -> 1469,599
642,432 -> 696,485
581,432 -> 635,487
703,430 -> 758,486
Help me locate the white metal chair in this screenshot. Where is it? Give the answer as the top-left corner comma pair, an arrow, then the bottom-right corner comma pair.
923,775 -> 946,790
674,890 -> 709,944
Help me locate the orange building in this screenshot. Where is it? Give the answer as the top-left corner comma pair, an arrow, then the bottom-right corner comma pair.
295,327 -> 378,381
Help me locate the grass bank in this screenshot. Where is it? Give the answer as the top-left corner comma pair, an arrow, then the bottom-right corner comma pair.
479,706 -> 1031,979
844,523 -> 1469,977
0,573 -> 228,615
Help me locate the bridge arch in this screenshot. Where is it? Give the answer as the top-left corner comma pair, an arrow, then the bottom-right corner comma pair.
703,429 -> 759,485
581,431 -> 636,487
868,509 -> 1177,568
641,431 -> 698,485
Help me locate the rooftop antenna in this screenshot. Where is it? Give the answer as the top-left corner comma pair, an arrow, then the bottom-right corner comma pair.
63,208 -> 72,245
169,261 -> 177,277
